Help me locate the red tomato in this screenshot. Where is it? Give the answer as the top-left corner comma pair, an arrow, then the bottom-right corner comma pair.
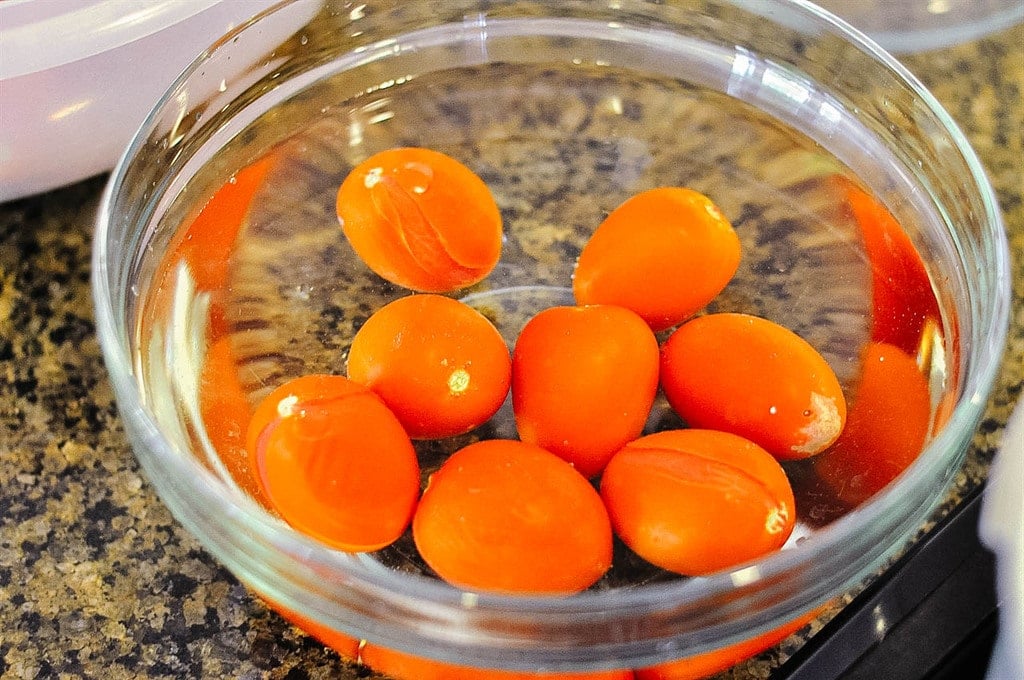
246,374 -> 367,457
573,188 -> 741,331
601,429 -> 796,576
815,341 -> 931,507
336,147 -> 503,292
512,305 -> 660,478
346,294 -> 512,439
248,374 -> 420,552
412,439 -> 613,594
660,313 -> 847,461
361,643 -> 635,680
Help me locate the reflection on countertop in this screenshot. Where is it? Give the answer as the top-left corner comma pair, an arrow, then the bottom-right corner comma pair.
1,21 -> 1021,680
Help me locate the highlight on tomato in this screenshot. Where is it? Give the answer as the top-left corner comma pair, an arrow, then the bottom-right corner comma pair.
600,429 -> 796,576
660,313 -> 847,461
512,304 -> 660,478
346,294 -> 512,439
573,187 -> 741,332
412,439 -> 613,594
247,374 -> 420,552
336,146 -> 503,292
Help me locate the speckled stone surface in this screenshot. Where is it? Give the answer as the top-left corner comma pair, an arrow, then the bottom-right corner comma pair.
1,20 -> 1021,680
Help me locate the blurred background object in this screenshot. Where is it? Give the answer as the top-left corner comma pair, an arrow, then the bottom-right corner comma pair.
813,0 -> 1024,53
981,399 -> 1024,680
0,0 -> 291,202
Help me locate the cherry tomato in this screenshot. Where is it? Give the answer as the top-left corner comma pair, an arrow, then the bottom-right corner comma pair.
246,374 -> 367,457
660,313 -> 847,461
346,294 -> 512,439
600,429 -> 796,576
512,305 -> 659,478
838,178 -> 941,355
573,188 -> 741,332
635,610 -> 816,680
248,374 -> 420,552
412,439 -> 613,594
336,147 -> 503,292
361,643 -> 635,680
815,341 -> 931,507
199,336 -> 267,506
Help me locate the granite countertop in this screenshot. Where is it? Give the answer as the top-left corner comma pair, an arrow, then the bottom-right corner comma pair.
1,21 -> 1022,680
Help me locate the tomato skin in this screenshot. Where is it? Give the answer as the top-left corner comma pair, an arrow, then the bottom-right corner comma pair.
336,147 -> 503,292
246,374 -> 368,458
601,429 -> 795,576
814,341 -> 931,507
249,374 -> 420,552
512,305 -> 660,478
361,643 -> 635,680
347,294 -> 512,439
412,439 -> 613,595
573,188 -> 741,332
660,313 -> 847,461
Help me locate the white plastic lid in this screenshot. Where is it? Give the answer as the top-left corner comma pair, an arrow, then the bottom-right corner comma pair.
0,0 -> 227,79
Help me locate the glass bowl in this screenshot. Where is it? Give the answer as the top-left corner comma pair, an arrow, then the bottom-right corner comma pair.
93,0 -> 1010,673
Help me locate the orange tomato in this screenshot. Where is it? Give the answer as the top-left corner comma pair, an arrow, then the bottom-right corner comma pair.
198,336 -> 267,506
248,374 -> 420,552
840,179 -> 941,355
635,610 -> 816,680
412,439 -> 613,594
246,374 -> 367,457
336,147 -> 503,292
660,313 -> 847,461
361,643 -> 635,680
814,341 -> 931,507
600,430 -> 795,576
512,305 -> 659,478
346,294 -> 512,439
573,188 -> 741,332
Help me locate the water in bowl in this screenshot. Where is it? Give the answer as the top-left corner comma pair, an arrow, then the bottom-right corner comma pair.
136,17 -> 948,591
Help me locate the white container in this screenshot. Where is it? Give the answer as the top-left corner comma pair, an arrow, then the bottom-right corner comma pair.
0,0 -> 308,202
